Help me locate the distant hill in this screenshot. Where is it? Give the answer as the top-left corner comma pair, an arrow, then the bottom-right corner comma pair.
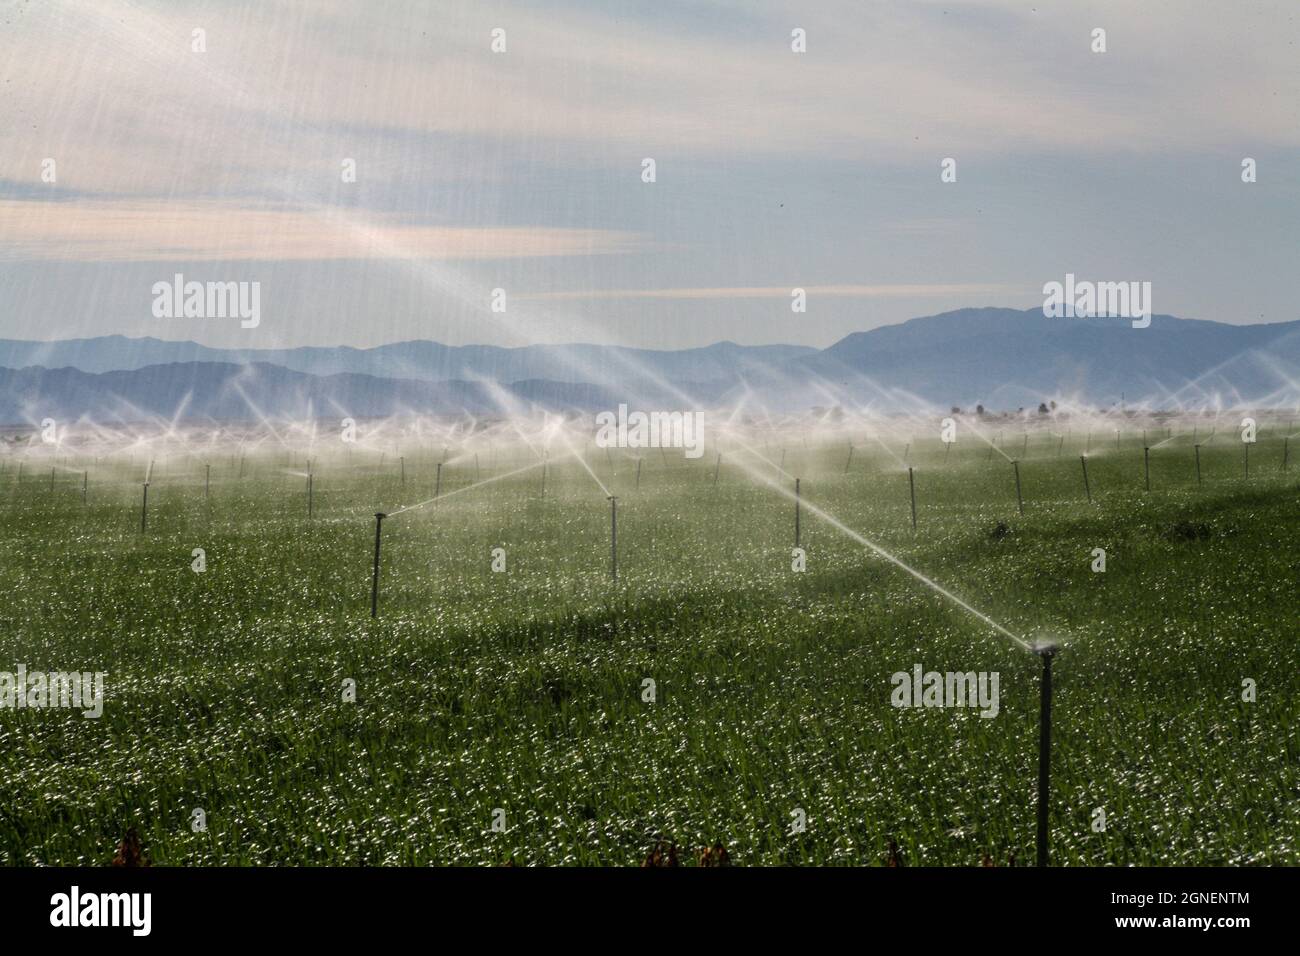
1,308 -> 1296,423
0,362 -> 625,425
797,308 -> 1300,410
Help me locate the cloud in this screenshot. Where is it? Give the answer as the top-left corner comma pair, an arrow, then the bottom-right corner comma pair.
518,283 -> 1020,301
0,200 -> 642,262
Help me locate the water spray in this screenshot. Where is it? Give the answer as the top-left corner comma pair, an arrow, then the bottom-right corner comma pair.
370,512 -> 386,618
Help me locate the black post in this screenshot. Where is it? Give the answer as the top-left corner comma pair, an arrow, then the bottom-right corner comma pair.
434,462 -> 442,500
1194,444 -> 1202,486
794,478 -> 801,547
1013,460 -> 1024,515
370,512 -> 386,618
608,496 -> 618,583
1037,644 -> 1055,868
636,457 -> 642,489
49,467 -> 55,493
140,482 -> 149,533
1080,455 -> 1091,503
1143,446 -> 1150,491
908,466 -> 917,530
307,473 -> 313,518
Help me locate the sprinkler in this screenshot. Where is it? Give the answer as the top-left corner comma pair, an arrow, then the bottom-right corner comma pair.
1194,444 -> 1202,486
845,444 -> 854,473
49,467 -> 55,493
140,482 -> 150,533
1143,446 -> 1150,491
1034,641 -> 1057,867
82,471 -> 87,505
475,453 -> 481,482
307,472 -> 314,518
1057,435 -> 1064,457
370,512 -> 386,618
1243,442 -> 1249,480
1080,455 -> 1091,503
540,457 -> 546,498
1012,460 -> 1024,515
1284,437 -> 1289,473
636,457 -> 642,489
434,462 -> 442,500
794,478 -> 801,547
713,453 -> 721,486
400,456 -> 405,487
908,466 -> 917,531
607,496 -> 618,583
205,463 -> 210,499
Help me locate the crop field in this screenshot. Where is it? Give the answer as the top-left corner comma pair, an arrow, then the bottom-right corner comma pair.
0,421 -> 1296,866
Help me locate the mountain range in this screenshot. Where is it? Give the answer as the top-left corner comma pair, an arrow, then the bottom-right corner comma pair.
1,308 -> 1296,424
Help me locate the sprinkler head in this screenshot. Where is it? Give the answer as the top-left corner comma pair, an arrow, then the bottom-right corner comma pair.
1032,639 -> 1058,657
374,511 -> 386,520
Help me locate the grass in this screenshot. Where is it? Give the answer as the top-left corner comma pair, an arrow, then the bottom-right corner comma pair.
0,430 -> 1296,865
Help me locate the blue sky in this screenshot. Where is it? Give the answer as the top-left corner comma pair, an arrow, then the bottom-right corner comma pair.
1,0 -> 1297,349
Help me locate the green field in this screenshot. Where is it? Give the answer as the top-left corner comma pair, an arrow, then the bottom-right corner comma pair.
1,426 -> 1296,866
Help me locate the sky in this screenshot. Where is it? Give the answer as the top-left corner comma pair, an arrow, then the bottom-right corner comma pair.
0,0 -> 1298,350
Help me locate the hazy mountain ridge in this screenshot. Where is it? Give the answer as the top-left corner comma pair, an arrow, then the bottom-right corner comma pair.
1,309 -> 1297,423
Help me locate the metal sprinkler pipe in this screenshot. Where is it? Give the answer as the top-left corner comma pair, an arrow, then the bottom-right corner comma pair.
1080,455 -> 1091,503
1013,460 -> 1024,515
1035,643 -> 1056,868
794,477 -> 801,547
908,466 -> 917,530
608,496 -> 618,583
1194,444 -> 1202,486
140,482 -> 149,533
370,512 -> 386,618
1143,446 -> 1151,491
